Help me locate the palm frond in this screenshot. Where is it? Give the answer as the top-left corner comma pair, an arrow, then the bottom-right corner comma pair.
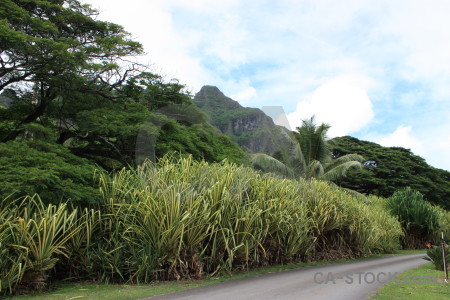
288,142 -> 306,178
321,161 -> 362,181
249,153 -> 294,177
325,153 -> 364,171
294,116 -> 330,167
307,160 -> 324,180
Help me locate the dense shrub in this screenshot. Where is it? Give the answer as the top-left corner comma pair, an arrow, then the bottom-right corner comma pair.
1,155 -> 404,295
386,187 -> 441,248
423,245 -> 450,271
0,196 -> 80,293
0,140 -> 102,206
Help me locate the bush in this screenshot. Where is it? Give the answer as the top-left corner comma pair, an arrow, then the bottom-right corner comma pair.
0,140 -> 102,206
0,155 -> 405,294
386,187 -> 440,248
0,195 -> 80,294
435,206 -> 450,239
93,155 -> 402,279
423,245 -> 450,271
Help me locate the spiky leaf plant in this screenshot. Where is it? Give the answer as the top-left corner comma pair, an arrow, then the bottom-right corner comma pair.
386,187 -> 440,248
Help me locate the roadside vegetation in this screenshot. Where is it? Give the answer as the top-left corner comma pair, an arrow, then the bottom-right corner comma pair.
386,187 -> 445,249
1,155 -> 404,294
423,244 -> 450,271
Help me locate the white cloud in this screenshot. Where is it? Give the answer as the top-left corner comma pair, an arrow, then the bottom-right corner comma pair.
83,0 -> 216,92
375,125 -> 427,157
421,130 -> 450,171
397,91 -> 423,106
231,86 -> 257,102
286,76 -> 374,137
170,0 -> 240,13
82,0 -> 450,170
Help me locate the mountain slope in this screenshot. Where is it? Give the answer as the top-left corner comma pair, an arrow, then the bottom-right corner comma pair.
194,86 -> 296,158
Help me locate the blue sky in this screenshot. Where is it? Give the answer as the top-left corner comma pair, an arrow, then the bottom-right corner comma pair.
86,0 -> 450,171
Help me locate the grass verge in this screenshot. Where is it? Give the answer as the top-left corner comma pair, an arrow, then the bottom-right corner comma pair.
371,262 -> 449,299
8,250 -> 425,300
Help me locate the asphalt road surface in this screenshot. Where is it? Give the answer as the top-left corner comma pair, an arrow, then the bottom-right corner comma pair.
144,253 -> 429,300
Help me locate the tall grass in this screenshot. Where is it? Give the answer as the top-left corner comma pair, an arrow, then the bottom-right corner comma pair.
386,187 -> 441,248
93,155 -> 402,280
1,155 -> 405,295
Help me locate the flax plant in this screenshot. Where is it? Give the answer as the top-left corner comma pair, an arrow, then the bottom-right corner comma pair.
0,204 -> 25,294
63,208 -> 102,279
386,187 -> 440,248
0,155 -> 412,295
9,196 -> 80,288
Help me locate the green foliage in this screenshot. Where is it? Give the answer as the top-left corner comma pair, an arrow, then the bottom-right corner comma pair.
249,116 -> 363,182
1,1 -> 246,185
68,101 -> 154,169
0,0 -> 142,164
155,120 -> 244,165
0,155 -> 403,295
386,187 -> 441,248
249,153 -> 294,177
292,116 -> 363,181
124,73 -> 192,111
294,116 -> 331,167
330,136 -> 450,209
423,245 -> 450,271
300,182 -> 402,259
435,206 -> 450,239
0,195 -> 81,293
0,0 -> 143,92
85,156 -> 402,281
0,0 -> 148,144
0,204 -> 25,294
0,140 -> 101,205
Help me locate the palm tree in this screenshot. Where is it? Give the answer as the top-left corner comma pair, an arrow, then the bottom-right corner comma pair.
250,116 -> 363,182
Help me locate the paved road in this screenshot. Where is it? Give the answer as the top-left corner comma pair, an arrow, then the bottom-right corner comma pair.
144,253 -> 429,300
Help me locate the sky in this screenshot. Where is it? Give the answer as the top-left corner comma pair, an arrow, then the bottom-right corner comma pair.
85,0 -> 450,171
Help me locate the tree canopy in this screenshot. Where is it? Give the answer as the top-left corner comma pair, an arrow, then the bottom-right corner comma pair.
0,140 -> 101,205
0,0 -> 243,167
331,136 -> 450,209
0,0 -> 154,141
0,0 -> 245,204
0,0 -> 143,92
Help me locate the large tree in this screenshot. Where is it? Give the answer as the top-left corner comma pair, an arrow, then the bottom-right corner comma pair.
0,0 -> 222,168
251,116 -> 363,181
0,0 -> 144,142
0,0 -> 245,204
330,136 -> 450,209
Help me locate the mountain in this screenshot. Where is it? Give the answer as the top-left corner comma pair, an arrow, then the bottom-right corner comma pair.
194,86 -> 296,158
